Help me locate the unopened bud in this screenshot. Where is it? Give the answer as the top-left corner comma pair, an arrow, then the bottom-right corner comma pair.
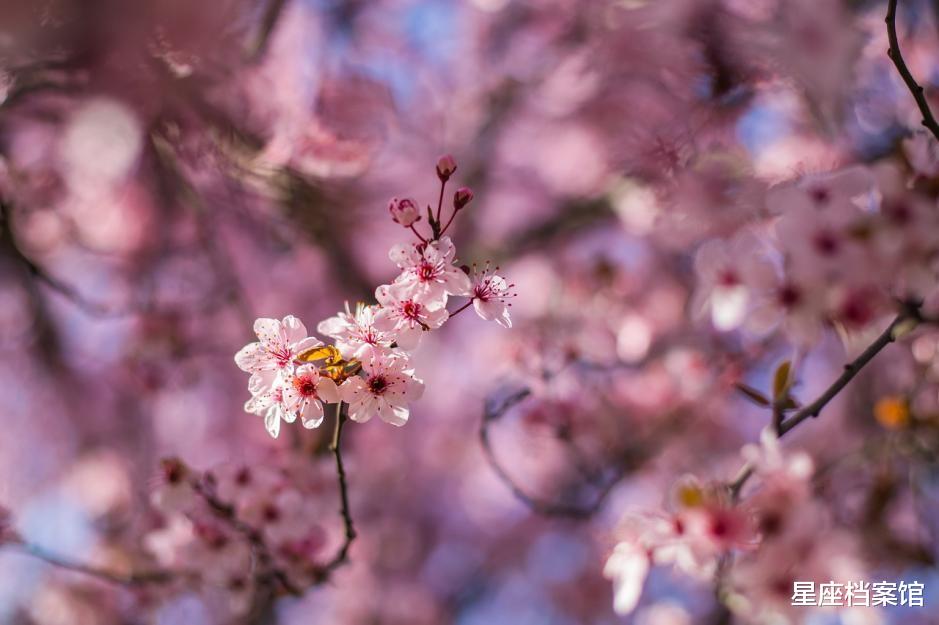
453,187 -> 474,210
389,197 -> 420,227
436,154 -> 457,181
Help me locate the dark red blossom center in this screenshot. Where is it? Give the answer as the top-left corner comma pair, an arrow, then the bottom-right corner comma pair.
294,376 -> 317,397
418,262 -> 437,281
402,300 -> 421,320
812,230 -> 840,256
777,284 -> 802,308
263,504 -> 281,523
368,375 -> 388,395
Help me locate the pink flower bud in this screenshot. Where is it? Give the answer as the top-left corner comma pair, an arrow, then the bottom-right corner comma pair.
453,187 -> 474,210
389,197 -> 420,226
436,154 -> 457,180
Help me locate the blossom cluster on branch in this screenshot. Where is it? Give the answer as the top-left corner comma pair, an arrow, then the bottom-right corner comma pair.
235,156 -> 515,437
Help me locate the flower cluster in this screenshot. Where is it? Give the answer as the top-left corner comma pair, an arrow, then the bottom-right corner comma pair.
146,457 -> 338,615
692,164 -> 939,346
235,156 -> 516,437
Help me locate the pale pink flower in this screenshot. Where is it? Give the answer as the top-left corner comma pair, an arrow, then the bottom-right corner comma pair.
211,464 -> 282,512
775,201 -> 866,283
604,541 -> 650,616
234,316 -> 322,391
282,364 -> 341,429
340,357 -> 424,426
746,271 -> 826,346
240,489 -> 316,546
244,378 -> 292,438
317,303 -> 393,362
389,236 -> 472,306
691,233 -> 777,331
374,282 -> 449,350
765,166 -> 873,216
389,197 -> 421,227
150,458 -> 197,514
470,263 -> 515,328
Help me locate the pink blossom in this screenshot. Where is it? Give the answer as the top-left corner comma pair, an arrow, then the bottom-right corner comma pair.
389,197 -> 421,227
373,282 -> 449,350
389,236 -> 472,306
317,304 -> 393,362
469,264 -> 515,328
691,233 -> 777,331
340,357 -> 424,426
234,316 -> 322,390
244,377 -> 292,438
282,364 -> 341,428
603,541 -> 650,616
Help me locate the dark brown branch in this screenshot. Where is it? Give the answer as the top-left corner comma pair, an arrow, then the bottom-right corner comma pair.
479,388 -> 642,519
730,307 -> 920,498
313,402 -> 357,581
247,0 -> 290,61
0,201 -> 135,317
886,0 -> 939,141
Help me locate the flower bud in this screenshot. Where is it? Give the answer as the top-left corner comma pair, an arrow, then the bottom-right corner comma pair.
389,197 -> 420,226
436,154 -> 457,181
453,187 -> 474,211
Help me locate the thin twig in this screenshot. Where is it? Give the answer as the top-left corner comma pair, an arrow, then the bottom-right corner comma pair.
11,542 -> 172,587
729,309 -> 919,498
886,0 -> 939,141
0,201 -> 135,317
314,402 -> 357,580
479,388 -> 668,519
247,0 -> 290,61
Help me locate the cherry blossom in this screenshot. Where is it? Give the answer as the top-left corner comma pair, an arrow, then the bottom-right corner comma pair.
340,357 -> 425,426
282,364 -> 341,428
469,263 -> 515,328
389,236 -> 472,306
374,282 -> 449,350
317,304 -> 393,362
235,316 -> 322,390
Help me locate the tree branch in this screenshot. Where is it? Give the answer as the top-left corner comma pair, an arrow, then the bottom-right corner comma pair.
10,542 -> 171,587
479,387 -> 674,519
886,0 -> 939,141
730,307 -> 920,498
314,401 -> 357,580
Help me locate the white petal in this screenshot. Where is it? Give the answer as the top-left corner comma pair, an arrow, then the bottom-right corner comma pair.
316,377 -> 341,404
254,318 -> 285,352
281,315 -> 309,345
300,401 -> 325,429
264,407 -> 281,438
234,342 -> 269,372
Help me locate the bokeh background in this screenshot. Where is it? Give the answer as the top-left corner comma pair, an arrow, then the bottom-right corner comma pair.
2,0 -> 939,623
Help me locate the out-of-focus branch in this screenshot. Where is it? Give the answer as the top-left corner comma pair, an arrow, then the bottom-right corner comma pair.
9,542 -> 171,587
479,387 -> 670,519
247,0 -> 290,61
730,304 -> 922,498
0,200 -> 133,317
886,0 -> 939,141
